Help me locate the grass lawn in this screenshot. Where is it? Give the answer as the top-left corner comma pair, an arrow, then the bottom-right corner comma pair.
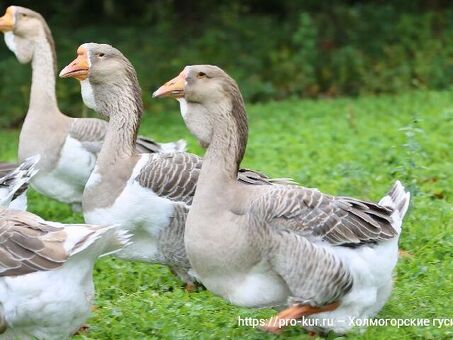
0,89 -> 452,339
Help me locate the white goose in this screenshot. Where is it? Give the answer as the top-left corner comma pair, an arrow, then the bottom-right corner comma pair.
0,209 -> 131,339
154,65 -> 411,334
0,6 -> 185,211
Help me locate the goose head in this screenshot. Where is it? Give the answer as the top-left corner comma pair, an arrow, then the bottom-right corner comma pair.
153,65 -> 247,148
60,43 -> 143,118
0,6 -> 53,64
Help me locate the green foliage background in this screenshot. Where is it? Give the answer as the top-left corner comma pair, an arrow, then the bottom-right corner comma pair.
0,0 -> 452,127
0,1 -> 452,338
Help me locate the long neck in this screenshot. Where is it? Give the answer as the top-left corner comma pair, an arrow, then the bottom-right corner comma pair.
82,78 -> 143,211
202,101 -> 248,183
29,35 -> 58,113
95,82 -> 142,167
97,112 -> 140,166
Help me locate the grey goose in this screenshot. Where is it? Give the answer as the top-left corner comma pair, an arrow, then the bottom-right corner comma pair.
153,65 -> 411,334
59,43 -> 291,289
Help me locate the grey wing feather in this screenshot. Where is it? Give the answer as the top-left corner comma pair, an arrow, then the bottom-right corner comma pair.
266,230 -> 353,306
0,155 -> 40,207
252,186 -> 397,246
135,136 -> 164,153
238,168 -> 297,186
136,136 -> 187,154
69,118 -> 107,143
80,141 -> 103,154
0,209 -> 68,276
135,153 -> 202,205
157,203 -> 192,281
135,153 -> 295,205
68,118 -> 107,156
0,163 -> 18,178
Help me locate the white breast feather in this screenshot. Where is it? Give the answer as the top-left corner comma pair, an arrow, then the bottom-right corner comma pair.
4,32 -> 16,53
0,256 -> 95,339
32,136 -> 95,204
84,154 -> 175,262
178,98 -> 188,119
80,79 -> 97,111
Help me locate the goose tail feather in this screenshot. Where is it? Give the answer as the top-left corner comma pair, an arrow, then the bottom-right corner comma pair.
136,136 -> 187,154
66,224 -> 132,258
378,180 -> 410,234
0,155 -> 40,209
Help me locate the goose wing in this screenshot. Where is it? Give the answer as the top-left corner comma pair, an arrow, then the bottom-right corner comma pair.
0,209 -> 68,276
251,185 -> 396,246
135,152 -> 202,205
0,156 -> 39,209
238,168 -> 296,186
69,117 -> 107,143
135,135 -> 187,154
266,229 -> 353,306
248,185 -> 397,305
135,153 -> 294,205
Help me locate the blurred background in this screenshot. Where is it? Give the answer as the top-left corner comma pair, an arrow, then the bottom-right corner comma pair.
0,0 -> 452,128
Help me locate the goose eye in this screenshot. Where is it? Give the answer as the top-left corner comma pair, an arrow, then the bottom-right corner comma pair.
21,13 -> 27,18
197,72 -> 207,78
98,53 -> 105,58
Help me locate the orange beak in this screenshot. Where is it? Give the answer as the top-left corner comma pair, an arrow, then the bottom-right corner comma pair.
59,46 -> 90,81
153,71 -> 186,98
0,7 -> 15,32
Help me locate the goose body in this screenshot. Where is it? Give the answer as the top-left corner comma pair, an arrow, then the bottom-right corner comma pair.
0,209 -> 131,339
154,65 -> 410,334
187,183 -> 407,333
0,6 -> 185,210
26,129 -> 96,206
60,44 -> 289,285
0,155 -> 39,210
84,153 -> 184,263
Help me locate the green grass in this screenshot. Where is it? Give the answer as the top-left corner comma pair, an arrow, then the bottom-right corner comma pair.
1,90 -> 452,339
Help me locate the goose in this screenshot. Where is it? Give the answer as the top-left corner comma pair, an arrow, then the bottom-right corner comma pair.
59,43 -> 291,288
0,209 -> 131,339
153,65 -> 411,334
0,6 -> 185,211
0,155 -> 40,210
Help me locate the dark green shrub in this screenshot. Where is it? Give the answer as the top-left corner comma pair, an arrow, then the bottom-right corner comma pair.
0,1 -> 452,127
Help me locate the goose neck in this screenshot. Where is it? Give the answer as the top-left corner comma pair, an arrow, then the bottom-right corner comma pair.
95,82 -> 143,166
201,103 -> 248,183
29,35 -> 58,113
